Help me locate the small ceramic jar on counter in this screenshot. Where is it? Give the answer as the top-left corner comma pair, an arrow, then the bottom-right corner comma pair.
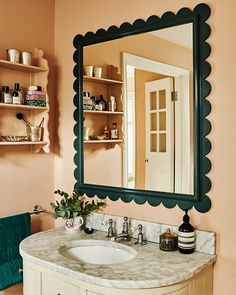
159,228 -> 178,251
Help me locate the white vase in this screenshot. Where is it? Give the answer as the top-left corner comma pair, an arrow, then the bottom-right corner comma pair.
65,216 -> 84,233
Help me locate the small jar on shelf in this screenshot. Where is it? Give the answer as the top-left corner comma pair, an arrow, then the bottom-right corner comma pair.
96,95 -> 106,111
2,86 -> 12,104
108,96 -> 116,112
12,83 -> 24,105
104,126 -> 109,139
111,123 -> 118,139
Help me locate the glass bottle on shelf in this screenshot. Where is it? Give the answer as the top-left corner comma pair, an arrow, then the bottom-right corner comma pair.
108,96 -> 116,112
2,86 -> 12,104
111,123 -> 118,139
104,126 -> 109,139
15,83 -> 24,104
96,94 -> 106,111
12,83 -> 23,105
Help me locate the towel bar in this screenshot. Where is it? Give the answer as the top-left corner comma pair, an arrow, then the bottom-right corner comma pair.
30,205 -> 45,215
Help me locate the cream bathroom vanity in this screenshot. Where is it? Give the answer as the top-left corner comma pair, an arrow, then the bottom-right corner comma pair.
20,228 -> 215,295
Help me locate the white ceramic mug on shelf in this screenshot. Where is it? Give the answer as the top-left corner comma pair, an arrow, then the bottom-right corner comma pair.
84,65 -> 93,77
83,127 -> 89,141
6,49 -> 20,63
21,51 -> 32,65
94,67 -> 102,78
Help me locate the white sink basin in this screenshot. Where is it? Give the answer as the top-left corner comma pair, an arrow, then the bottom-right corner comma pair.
59,240 -> 137,265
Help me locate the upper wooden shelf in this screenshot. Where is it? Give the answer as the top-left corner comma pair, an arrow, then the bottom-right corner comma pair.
84,110 -> 123,115
0,141 -> 48,146
0,103 -> 48,111
83,75 -> 123,85
0,59 -> 47,73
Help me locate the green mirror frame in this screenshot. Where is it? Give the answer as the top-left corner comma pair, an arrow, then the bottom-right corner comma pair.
73,3 -> 212,213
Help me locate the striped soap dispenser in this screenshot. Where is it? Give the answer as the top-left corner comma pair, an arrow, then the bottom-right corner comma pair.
178,209 -> 195,254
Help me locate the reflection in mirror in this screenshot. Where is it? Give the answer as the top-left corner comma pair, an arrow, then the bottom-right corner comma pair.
83,23 -> 193,195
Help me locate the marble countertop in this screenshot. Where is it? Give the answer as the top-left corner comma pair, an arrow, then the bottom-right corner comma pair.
20,227 -> 216,289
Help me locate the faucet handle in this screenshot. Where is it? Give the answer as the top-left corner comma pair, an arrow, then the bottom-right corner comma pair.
107,219 -> 115,238
135,224 -> 147,245
130,225 -> 139,233
122,216 -> 129,234
101,220 -> 109,226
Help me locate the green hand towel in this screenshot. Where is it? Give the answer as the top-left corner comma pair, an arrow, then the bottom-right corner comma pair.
0,213 -> 31,291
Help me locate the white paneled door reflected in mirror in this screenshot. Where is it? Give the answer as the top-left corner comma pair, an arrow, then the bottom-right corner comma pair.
83,24 -> 193,195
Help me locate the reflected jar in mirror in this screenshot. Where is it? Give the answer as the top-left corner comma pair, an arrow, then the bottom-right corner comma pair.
21,51 -> 32,65
96,95 -> 106,111
108,96 -> 116,112
104,126 -> 109,139
111,123 -> 118,139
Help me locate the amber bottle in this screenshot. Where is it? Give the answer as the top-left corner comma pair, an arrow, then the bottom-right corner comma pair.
178,209 -> 195,254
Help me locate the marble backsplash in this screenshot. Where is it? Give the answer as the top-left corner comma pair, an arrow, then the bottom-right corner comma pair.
86,212 -> 216,255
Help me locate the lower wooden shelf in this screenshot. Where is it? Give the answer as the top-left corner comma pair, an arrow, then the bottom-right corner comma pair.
0,141 -> 48,146
84,139 -> 123,144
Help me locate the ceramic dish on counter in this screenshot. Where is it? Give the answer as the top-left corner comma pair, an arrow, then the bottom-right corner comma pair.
1,135 -> 27,142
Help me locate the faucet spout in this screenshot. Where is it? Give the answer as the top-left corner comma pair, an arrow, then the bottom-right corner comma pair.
111,232 -> 131,242
110,216 -> 131,241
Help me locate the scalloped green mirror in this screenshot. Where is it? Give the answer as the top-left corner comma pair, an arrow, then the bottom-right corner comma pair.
73,3 -> 212,212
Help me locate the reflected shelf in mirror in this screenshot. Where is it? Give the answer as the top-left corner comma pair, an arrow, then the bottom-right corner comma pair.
84,110 -> 123,115
83,75 -> 123,85
84,139 -> 123,144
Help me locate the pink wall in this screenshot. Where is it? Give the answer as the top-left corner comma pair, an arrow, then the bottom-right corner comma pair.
55,0 -> 236,294
0,0 -> 55,225
0,1 -> 55,293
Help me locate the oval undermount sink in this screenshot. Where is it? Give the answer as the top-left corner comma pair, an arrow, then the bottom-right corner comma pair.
59,240 -> 137,265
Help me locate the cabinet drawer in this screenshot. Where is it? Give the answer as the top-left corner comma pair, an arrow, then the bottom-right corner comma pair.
41,273 -> 80,295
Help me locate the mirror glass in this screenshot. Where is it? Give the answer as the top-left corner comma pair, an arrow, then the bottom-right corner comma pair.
83,23 -> 194,195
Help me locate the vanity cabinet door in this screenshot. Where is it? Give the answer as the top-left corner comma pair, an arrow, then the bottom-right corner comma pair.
41,273 -> 80,295
23,263 -> 41,295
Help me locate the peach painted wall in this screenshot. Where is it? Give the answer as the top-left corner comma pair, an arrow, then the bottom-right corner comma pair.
0,1 -> 55,294
54,0 -> 236,294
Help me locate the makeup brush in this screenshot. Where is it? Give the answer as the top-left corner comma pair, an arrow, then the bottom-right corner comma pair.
16,113 -> 32,127
38,117 -> 44,128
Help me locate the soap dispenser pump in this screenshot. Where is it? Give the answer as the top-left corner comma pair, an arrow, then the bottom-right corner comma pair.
178,209 -> 195,254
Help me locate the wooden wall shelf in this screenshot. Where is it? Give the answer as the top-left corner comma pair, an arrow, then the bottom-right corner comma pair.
0,59 -> 46,73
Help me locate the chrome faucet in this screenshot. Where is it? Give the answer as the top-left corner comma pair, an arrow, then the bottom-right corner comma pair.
111,216 -> 131,241
134,224 -> 147,245
107,218 -> 115,238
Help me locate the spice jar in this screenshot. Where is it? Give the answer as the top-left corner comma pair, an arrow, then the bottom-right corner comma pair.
159,228 -> 178,251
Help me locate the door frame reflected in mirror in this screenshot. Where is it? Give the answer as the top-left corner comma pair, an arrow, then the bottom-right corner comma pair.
73,3 -> 212,212
122,52 -> 192,194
